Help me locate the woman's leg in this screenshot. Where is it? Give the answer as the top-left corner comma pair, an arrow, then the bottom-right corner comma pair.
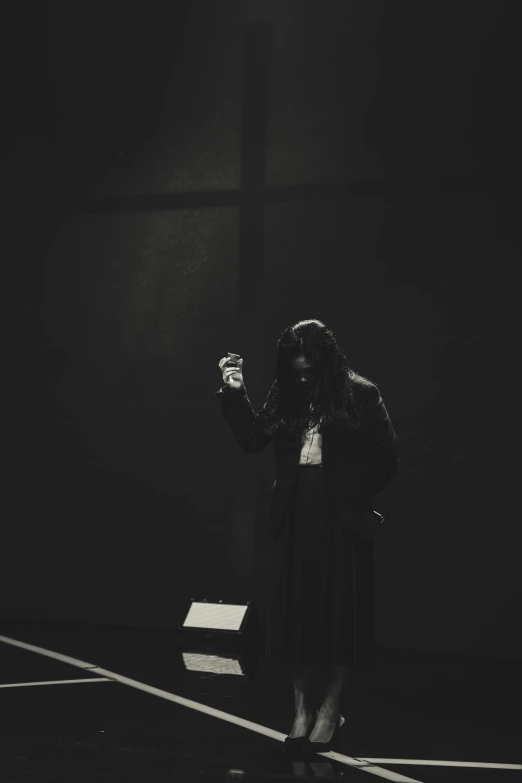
309,664 -> 350,743
287,664 -> 317,738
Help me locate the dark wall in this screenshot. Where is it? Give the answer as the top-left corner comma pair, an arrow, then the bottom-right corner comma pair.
1,0 -> 521,660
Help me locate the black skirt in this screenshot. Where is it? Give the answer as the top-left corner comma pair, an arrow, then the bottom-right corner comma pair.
265,464 -> 376,669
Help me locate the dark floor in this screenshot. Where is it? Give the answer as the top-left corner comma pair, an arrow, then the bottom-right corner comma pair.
0,620 -> 520,782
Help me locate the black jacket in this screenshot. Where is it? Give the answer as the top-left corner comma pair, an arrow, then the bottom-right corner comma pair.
215,377 -> 399,538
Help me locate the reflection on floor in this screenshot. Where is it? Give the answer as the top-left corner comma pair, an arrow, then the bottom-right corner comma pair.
0,619 -> 520,782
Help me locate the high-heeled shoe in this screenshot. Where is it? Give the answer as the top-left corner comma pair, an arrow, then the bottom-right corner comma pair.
300,713 -> 345,755
282,714 -> 316,753
283,735 -> 307,753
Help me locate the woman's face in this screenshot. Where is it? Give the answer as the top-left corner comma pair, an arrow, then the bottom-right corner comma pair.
289,354 -> 316,393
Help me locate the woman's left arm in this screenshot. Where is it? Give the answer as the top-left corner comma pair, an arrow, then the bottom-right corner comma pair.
360,383 -> 400,497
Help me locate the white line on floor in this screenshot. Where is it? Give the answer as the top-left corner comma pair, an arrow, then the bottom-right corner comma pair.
0,634 -> 96,668
362,759 -> 522,770
5,633 -> 516,780
0,678 -> 112,689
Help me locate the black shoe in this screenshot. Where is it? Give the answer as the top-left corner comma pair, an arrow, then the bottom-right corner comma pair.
282,715 -> 315,754
282,734 -> 307,753
301,714 -> 345,755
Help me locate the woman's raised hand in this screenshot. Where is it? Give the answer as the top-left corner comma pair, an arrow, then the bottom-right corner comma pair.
218,356 -> 244,389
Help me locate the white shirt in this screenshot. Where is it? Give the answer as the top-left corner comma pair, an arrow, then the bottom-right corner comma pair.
298,412 -> 323,465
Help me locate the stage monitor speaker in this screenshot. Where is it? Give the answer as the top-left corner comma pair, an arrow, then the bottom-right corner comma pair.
176,598 -> 260,653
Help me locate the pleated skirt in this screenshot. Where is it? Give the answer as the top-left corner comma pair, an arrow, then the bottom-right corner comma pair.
265,464 -> 376,669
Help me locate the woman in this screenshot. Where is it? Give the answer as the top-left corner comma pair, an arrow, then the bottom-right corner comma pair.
215,319 -> 399,756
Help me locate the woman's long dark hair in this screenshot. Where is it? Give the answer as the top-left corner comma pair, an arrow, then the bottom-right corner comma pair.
260,319 -> 372,445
